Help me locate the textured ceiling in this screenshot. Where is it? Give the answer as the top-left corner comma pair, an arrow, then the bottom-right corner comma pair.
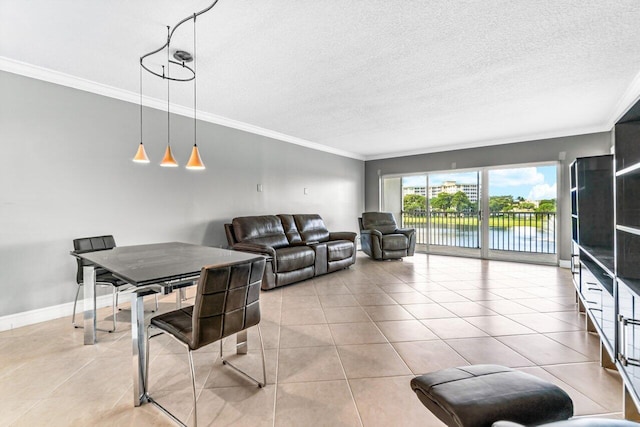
2,1 -> 640,160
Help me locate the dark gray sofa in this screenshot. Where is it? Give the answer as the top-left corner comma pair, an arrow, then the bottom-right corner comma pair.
225,214 -> 357,289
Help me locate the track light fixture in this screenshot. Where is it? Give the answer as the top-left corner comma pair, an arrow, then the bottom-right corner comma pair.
135,1 -> 221,170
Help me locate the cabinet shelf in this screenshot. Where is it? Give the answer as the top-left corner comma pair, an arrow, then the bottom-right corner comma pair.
579,245 -> 615,278
618,225 -> 640,236
616,162 -> 640,177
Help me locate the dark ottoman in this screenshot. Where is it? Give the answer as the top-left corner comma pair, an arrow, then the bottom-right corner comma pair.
410,365 -> 573,427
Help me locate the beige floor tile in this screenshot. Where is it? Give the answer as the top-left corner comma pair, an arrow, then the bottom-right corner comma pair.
446,337 -> 535,367
545,331 -> 600,361
379,283 -> 416,293
0,357 -> 87,400
345,283 -> 385,294
190,385 -> 276,426
1,398 -> 39,426
278,346 -> 346,383
544,310 -> 586,328
512,297 -> 576,313
350,375 -> 446,426
388,291 -> 434,305
497,335 -> 591,365
440,301 -> 498,317
280,281 -> 318,296
476,299 -> 537,315
543,363 -> 623,412
353,293 -> 398,306
463,315 -> 537,336
318,293 -> 360,307
314,282 -> 351,295
323,306 -> 371,323
402,303 -> 457,319
280,308 -> 327,325
279,324 -> 334,348
363,305 -> 414,321
337,343 -> 412,378
421,318 -> 488,340
376,320 -> 439,342
407,282 -> 448,292
506,313 -> 581,333
329,322 -> 387,345
422,290 -> 470,303
517,366 -> 610,416
486,288 -> 539,299
392,340 -> 469,375
453,289 -> 504,301
275,380 -> 361,426
281,295 -> 321,311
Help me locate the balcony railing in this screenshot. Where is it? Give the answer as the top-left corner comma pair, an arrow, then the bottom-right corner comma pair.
401,211 -> 556,254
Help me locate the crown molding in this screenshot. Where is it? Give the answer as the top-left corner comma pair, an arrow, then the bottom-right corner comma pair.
0,56 -> 365,161
608,67 -> 640,126
364,125 -> 612,161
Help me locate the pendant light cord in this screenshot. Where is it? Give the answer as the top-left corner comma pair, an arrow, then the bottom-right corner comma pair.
139,64 -> 143,143
193,14 -> 197,147
166,26 -> 171,148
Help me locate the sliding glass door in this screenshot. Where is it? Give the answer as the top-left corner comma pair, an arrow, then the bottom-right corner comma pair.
383,162 -> 558,263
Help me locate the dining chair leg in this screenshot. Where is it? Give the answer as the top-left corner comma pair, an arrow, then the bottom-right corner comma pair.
72,283 -> 82,327
153,294 -> 158,312
110,287 -> 117,333
187,349 -> 198,427
220,325 -> 266,387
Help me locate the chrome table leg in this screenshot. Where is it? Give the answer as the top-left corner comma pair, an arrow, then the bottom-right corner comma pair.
131,291 -> 147,406
83,266 -> 96,345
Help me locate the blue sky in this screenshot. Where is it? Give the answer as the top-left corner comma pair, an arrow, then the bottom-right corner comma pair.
402,165 -> 557,201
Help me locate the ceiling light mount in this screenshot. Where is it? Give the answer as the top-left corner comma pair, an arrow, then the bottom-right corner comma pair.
173,50 -> 193,63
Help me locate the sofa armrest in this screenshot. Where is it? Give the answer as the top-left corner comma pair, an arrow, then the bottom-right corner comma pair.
395,228 -> 415,238
360,229 -> 383,239
232,242 -> 276,258
329,231 -> 357,242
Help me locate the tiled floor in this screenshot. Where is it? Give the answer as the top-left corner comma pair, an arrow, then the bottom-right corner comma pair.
0,252 -> 625,426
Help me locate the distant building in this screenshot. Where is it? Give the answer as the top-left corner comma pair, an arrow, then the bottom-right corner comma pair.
403,186 -> 426,197
429,181 -> 478,203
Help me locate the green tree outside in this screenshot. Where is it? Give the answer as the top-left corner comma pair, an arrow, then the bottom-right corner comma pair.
403,194 -> 426,212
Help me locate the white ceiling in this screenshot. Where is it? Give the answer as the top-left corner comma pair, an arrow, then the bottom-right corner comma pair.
2,1 -> 640,160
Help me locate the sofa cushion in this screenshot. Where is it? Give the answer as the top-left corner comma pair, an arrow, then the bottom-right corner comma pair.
275,246 -> 315,272
294,214 -> 330,243
327,240 -> 354,262
278,214 -> 302,244
382,234 -> 408,251
362,212 -> 397,235
232,215 -> 289,249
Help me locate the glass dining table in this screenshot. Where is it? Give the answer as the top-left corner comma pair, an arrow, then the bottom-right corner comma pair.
71,241 -> 264,406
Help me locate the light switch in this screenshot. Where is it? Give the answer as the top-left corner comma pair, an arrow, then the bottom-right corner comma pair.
257,184 -> 263,192
451,162 -> 457,169
304,188 -> 309,195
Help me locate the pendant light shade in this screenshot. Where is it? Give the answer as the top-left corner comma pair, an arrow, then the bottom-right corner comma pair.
186,144 -> 205,169
133,142 -> 150,163
160,145 -> 178,167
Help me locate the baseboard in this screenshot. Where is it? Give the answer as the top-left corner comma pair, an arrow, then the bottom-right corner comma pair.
558,259 -> 571,269
0,294 -> 114,332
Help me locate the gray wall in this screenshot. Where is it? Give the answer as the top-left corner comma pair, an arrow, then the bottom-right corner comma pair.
0,71 -> 364,317
365,133 -> 613,261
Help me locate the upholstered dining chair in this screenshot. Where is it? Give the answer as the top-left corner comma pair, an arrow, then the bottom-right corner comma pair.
72,235 -> 157,332
145,257 -> 267,427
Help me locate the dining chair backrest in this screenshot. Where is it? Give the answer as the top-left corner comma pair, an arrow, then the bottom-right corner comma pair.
190,257 -> 266,350
72,235 -> 117,284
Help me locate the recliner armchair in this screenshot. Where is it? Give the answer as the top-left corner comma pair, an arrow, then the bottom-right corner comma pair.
359,212 -> 416,260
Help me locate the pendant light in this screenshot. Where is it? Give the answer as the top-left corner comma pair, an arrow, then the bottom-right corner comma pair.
160,26 -> 179,167
133,64 -> 150,163
186,14 -> 205,170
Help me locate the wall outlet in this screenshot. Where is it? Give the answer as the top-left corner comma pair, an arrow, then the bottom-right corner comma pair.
257,184 -> 263,192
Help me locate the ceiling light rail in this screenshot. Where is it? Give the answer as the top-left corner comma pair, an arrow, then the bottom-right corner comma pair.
134,0 -> 221,170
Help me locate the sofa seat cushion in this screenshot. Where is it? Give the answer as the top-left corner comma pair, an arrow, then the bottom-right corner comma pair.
327,240 -> 354,262
382,234 -> 408,251
275,246 -> 315,273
